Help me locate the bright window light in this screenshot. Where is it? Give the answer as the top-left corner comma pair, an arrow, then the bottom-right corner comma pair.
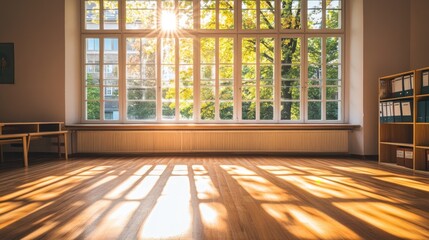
161,11 -> 177,31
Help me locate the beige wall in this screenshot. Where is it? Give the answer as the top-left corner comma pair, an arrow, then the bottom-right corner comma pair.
0,0 -> 66,122
410,0 -> 429,69
361,0 -> 411,155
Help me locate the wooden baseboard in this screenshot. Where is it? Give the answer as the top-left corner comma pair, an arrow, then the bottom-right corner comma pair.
350,154 -> 378,161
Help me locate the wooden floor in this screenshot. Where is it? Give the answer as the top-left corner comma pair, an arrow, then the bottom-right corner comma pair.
0,156 -> 428,240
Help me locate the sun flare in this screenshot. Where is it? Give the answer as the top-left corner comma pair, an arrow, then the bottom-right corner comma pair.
161,11 -> 177,31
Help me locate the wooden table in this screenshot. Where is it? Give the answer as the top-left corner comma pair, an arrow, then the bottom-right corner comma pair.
0,122 -> 68,167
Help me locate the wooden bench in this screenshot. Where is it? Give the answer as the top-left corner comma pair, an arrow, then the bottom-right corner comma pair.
0,133 -> 29,167
0,122 -> 68,167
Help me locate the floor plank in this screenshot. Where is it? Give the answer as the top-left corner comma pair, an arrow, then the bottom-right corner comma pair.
0,156 -> 428,239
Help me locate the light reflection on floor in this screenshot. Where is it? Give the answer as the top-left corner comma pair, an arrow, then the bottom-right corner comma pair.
0,158 -> 429,240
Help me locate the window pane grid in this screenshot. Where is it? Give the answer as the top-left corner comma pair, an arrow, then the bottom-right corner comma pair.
82,1 -> 344,123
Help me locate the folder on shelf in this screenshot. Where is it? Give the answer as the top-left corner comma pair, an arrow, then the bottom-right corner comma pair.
423,71 -> 429,94
403,74 -> 413,96
426,100 -> 429,122
382,102 -> 388,123
379,80 -> 390,99
404,148 -> 413,169
379,102 -> 384,123
393,101 -> 402,122
391,77 -> 403,98
417,100 -> 426,122
386,101 -> 393,122
401,100 -> 413,122
396,147 -> 405,166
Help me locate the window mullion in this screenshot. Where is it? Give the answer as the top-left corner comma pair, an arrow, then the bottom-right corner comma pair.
322,0 -> 327,30
119,36 -> 126,122
256,36 -> 260,121
215,37 -> 220,121
303,36 -> 308,122
322,36 -> 326,121
100,37 -> 105,120
175,37 -> 180,121
156,38 -> 162,122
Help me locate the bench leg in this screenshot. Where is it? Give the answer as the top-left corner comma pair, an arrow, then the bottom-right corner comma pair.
22,136 -> 28,167
64,132 -> 68,160
0,145 -> 3,163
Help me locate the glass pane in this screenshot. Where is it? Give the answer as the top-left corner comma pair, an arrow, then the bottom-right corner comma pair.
260,102 -> 274,120
201,65 -> 215,80
201,101 -> 215,120
220,66 -> 233,79
161,38 -> 175,64
281,65 -> 300,80
242,10 -> 257,29
162,102 -> 175,119
260,38 -> 275,64
201,87 -> 215,100
326,101 -> 340,120
86,87 -> 100,100
242,65 -> 256,80
180,38 -> 193,64
219,38 -> 234,63
220,86 -> 234,100
201,10 -> 216,29
180,101 -> 193,120
260,87 -> 274,100
219,10 -> 234,29
327,64 -> 341,80
308,101 -> 321,120
281,0 -> 301,29
308,37 -> 322,64
308,65 -> 322,79
220,102 -> 234,120
308,87 -> 321,100
126,0 -> 157,29
179,0 -> 193,29
326,10 -> 341,29
327,37 -> 341,64
242,86 -> 256,100
242,38 -> 257,63
281,81 -> 300,100
86,38 -> 99,64
281,38 -> 301,64
260,1 -> 275,30
85,1 -> 100,30
127,101 -> 156,120
104,87 -> 119,100
327,87 -> 341,100
260,65 -> 274,80
307,0 -> 322,29
86,101 -> 100,120
104,101 -> 119,120
104,0 -> 119,30
179,87 -> 193,100
86,65 -> 100,85
128,88 -> 156,100
281,101 -> 300,120
201,38 -> 216,63
242,102 -> 256,120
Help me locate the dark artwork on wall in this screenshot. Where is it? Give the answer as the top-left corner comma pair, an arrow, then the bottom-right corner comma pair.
0,43 -> 15,84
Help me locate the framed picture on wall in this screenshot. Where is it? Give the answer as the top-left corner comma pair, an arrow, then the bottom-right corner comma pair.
0,43 -> 15,84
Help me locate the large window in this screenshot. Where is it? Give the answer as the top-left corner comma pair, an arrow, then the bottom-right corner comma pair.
82,0 -> 344,123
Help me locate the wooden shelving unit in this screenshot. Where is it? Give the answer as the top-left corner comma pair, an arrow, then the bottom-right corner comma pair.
379,67 -> 429,173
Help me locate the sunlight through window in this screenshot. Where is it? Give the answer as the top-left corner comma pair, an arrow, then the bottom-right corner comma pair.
161,11 -> 177,31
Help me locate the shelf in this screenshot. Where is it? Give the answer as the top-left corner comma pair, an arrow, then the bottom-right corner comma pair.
379,95 -> 414,102
415,122 -> 429,125
380,122 -> 413,125
380,142 -> 413,147
414,169 -> 429,175
416,145 -> 429,150
415,93 -> 429,98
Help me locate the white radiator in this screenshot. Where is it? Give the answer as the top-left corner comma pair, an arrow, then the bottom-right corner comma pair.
76,130 -> 349,153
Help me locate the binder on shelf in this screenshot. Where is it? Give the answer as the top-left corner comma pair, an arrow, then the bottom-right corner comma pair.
401,100 -> 413,122
379,80 -> 390,99
404,148 -> 413,169
391,77 -> 403,98
386,101 -> 394,122
403,74 -> 413,96
393,101 -> 402,122
396,147 -> 405,166
422,71 -> 429,94
379,102 -> 384,123
382,102 -> 388,123
426,100 -> 429,122
417,100 -> 426,122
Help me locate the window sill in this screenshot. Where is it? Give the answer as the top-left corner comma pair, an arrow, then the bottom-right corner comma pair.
66,123 -> 360,131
